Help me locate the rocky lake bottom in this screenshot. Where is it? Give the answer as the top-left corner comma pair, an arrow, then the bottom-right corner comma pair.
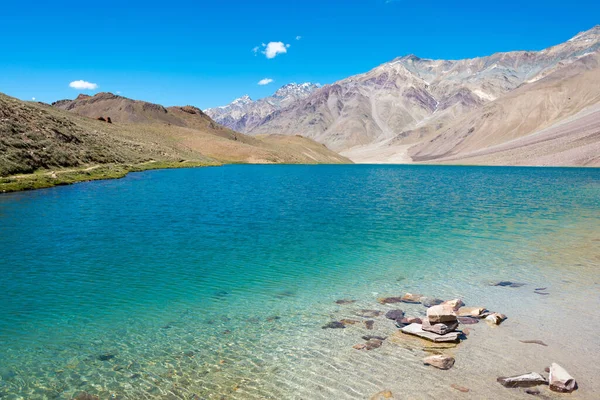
0,164 -> 598,399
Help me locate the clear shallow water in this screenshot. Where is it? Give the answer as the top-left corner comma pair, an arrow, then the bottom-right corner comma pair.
0,165 -> 599,399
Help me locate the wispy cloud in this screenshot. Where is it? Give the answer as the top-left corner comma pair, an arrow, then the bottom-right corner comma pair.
253,41 -> 290,59
258,78 -> 274,86
296,35 -> 302,40
69,80 -> 98,90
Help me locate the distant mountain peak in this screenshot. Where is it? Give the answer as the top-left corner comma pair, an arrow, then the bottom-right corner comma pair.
232,95 -> 253,105
205,82 -> 320,133
273,82 -> 319,98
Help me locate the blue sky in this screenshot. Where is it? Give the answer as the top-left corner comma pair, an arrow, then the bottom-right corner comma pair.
1,0 -> 598,108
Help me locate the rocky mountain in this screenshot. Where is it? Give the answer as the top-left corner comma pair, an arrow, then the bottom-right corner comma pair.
213,26 -> 600,165
205,83 -> 319,133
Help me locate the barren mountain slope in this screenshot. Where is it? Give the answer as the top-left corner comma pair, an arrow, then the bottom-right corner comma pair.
239,26 -> 600,156
423,102 -> 600,166
409,53 -> 600,164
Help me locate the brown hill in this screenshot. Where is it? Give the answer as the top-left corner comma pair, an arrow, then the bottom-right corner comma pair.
0,92 -> 350,190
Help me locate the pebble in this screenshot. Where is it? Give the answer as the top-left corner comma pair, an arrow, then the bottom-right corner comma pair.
450,384 -> 470,393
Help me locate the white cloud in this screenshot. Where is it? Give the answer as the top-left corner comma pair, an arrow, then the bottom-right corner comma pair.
32,97 -> 36,101
296,36 -> 302,40
69,80 -> 98,90
263,42 -> 289,59
252,46 -> 260,55
258,78 -> 274,86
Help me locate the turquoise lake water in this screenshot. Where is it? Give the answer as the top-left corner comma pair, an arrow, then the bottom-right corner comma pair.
0,165 -> 599,399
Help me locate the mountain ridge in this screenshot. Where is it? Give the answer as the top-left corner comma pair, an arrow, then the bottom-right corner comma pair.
208,25 -> 600,166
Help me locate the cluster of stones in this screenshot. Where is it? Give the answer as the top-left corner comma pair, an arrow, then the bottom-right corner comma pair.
327,288 -> 578,394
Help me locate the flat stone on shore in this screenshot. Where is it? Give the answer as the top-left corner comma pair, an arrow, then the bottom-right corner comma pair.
497,372 -> 547,388
400,323 -> 460,343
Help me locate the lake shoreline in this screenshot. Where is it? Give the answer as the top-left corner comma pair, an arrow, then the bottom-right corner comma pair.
0,160 -> 220,193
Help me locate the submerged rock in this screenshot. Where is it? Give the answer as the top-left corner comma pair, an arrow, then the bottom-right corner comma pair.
384,309 -> 405,321
365,338 -> 384,350
97,354 -> 115,361
422,319 -> 459,335
335,299 -> 356,305
354,338 -> 384,351
377,297 -> 403,304
427,305 -> 457,324
525,388 -> 540,395
497,372 -> 547,388
355,309 -> 383,318
549,363 -> 578,393
423,355 -> 455,370
492,281 -> 525,288
364,320 -> 375,330
340,319 -> 360,325
401,316 -> 422,324
401,293 -> 423,303
370,390 -> 394,399
362,335 -> 386,341
389,330 -> 459,350
457,316 -> 480,325
400,323 -> 460,343
450,384 -> 470,393
420,297 -> 443,307
322,321 -> 346,329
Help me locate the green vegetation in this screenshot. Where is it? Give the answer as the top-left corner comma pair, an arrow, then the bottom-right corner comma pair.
0,161 -> 218,193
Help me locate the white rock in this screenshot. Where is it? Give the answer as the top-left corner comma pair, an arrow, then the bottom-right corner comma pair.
485,312 -> 507,325
497,372 -> 547,388
423,355 -> 455,370
549,363 -> 578,393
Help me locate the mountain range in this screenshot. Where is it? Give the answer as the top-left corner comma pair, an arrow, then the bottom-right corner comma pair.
205,83 -> 320,133
207,26 -> 600,166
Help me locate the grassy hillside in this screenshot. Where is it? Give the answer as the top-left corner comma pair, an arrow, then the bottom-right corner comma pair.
0,93 -> 350,192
